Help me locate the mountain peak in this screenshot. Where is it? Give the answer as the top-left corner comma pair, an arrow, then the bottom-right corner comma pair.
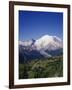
34,34 -> 62,50
19,34 -> 62,51
39,35 -> 62,42
19,34 -> 63,60
40,34 -> 52,39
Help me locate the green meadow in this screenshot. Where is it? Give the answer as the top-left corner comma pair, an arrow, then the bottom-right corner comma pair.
19,56 -> 63,79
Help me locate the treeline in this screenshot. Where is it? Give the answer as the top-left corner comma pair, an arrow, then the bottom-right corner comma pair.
19,56 -> 63,79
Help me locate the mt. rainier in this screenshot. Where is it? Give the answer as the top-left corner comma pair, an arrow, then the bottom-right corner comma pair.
19,35 -> 63,51
19,35 -> 63,62
34,35 -> 63,50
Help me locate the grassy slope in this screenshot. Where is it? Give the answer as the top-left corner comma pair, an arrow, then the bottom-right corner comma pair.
19,56 -> 63,79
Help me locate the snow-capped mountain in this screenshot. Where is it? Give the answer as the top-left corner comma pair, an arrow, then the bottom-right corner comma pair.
19,35 -> 63,51
34,35 -> 62,50
19,35 -> 63,62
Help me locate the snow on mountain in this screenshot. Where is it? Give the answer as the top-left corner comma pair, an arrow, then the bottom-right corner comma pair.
39,50 -> 51,57
34,35 -> 63,50
19,35 -> 63,61
19,34 -> 63,51
19,39 -> 35,46
19,40 -> 33,46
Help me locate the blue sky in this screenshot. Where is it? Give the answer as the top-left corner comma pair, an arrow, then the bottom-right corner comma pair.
19,10 -> 63,41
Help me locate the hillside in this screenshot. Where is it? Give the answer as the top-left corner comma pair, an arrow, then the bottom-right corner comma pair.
19,55 -> 63,79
